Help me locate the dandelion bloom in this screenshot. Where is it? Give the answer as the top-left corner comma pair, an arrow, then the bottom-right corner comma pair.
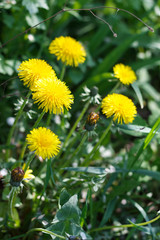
32,77 -> 74,114
113,63 -> 136,85
22,164 -> 35,182
26,127 -> 61,159
49,36 -> 86,67
101,93 -> 137,124
17,59 -> 57,89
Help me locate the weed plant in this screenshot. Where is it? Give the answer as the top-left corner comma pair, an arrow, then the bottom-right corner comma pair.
0,0 -> 160,239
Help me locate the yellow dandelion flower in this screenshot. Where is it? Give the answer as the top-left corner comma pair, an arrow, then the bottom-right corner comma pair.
22,164 -> 35,182
113,63 -> 137,85
17,59 -> 57,89
32,77 -> 74,114
49,36 -> 86,67
26,127 -> 61,159
101,93 -> 137,124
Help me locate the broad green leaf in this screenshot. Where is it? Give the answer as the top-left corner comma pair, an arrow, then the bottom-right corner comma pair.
47,193 -> 91,239
116,124 -> 160,137
56,195 -> 81,224
64,167 -> 107,175
59,189 -> 71,207
8,208 -> 20,228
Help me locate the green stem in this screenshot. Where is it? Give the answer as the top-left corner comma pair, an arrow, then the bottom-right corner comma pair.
89,214 -> 160,233
9,187 -> 17,219
19,111 -> 45,163
83,119 -> 113,166
60,64 -> 66,81
61,132 -> 88,169
110,81 -> 121,94
23,227 -> 65,240
23,154 -> 35,172
128,117 -> 160,170
56,100 -> 90,160
94,81 -> 120,114
46,113 -> 52,126
33,111 -> 46,128
6,91 -> 32,161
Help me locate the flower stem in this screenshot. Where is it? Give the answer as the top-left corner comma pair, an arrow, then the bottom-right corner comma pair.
110,81 -> 121,94
6,90 -> 32,162
61,132 -> 88,169
83,119 -> 113,166
60,64 -> 66,81
57,100 -> 90,160
46,112 -> 52,126
23,154 -> 35,172
23,227 -> 65,240
19,111 -> 45,164
89,214 -> 160,233
9,187 -> 18,219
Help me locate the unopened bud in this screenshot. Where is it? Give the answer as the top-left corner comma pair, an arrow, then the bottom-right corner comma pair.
10,167 -> 24,187
85,112 -> 99,131
90,86 -> 99,97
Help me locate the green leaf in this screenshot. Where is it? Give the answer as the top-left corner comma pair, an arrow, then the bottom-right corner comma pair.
26,15 -> 45,29
116,124 -> 160,137
22,0 -> 48,14
59,189 -> 71,207
144,117 -> 160,149
131,82 -> 144,109
47,192 -> 92,239
64,167 -> 107,175
56,195 -> 81,224
8,208 -> 20,228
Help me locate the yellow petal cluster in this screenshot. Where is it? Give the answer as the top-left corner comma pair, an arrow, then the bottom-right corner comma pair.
49,36 -> 86,67
17,59 -> 56,89
22,164 -> 35,182
26,127 -> 61,159
101,93 -> 137,124
113,63 -> 136,85
32,77 -> 74,114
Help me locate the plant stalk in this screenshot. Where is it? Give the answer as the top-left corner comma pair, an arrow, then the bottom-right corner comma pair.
83,119 -> 113,166
6,91 -> 32,161
89,214 -> 160,233
19,111 -> 45,163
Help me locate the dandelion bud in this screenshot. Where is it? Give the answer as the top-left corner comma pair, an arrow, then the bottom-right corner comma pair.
85,112 -> 99,131
10,167 -> 25,187
90,86 -> 99,97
